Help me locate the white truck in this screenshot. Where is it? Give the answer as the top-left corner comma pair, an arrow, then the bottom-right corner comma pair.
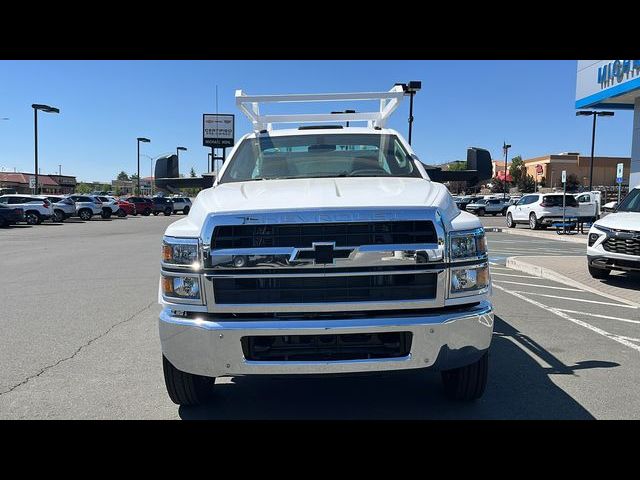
587,186 -> 640,278
574,191 -> 601,222
157,85 -> 494,406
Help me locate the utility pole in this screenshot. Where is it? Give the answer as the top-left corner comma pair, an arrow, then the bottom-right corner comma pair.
503,142 -> 511,200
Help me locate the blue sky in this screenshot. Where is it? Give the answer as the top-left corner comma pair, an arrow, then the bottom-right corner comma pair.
0,60 -> 634,182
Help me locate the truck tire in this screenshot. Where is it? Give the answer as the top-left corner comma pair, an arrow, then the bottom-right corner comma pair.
588,265 -> 611,279
162,355 -> 214,406
79,209 -> 92,221
441,351 -> 488,401
529,213 -> 539,230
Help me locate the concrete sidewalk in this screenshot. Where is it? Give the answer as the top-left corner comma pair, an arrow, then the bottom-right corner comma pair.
506,255 -> 640,307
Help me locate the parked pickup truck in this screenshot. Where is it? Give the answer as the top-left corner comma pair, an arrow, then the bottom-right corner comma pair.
157,85 -> 495,406
466,198 -> 509,216
587,185 -> 640,278
574,191 -> 601,222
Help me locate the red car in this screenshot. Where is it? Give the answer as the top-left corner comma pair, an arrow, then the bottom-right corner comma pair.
123,197 -> 153,216
116,199 -> 136,216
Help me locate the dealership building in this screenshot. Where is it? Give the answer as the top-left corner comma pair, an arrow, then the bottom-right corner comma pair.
576,60 -> 640,187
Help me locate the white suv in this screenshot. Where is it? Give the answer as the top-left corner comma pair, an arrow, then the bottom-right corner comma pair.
506,193 -> 580,229
0,194 -> 54,225
587,186 -> 640,278
96,196 -> 121,218
170,197 -> 192,215
68,195 -> 103,221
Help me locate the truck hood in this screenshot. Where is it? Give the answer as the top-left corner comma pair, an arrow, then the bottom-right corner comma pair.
165,177 -> 465,238
594,211 -> 640,232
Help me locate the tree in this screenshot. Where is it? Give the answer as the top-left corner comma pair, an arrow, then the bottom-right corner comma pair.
75,182 -> 92,194
117,171 -> 129,181
190,167 -> 197,178
519,174 -> 536,193
490,177 -> 508,194
130,173 -> 139,181
446,161 -> 467,171
566,173 -> 581,192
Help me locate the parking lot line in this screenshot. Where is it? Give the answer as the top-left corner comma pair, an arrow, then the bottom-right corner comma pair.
493,280 -> 583,291
493,284 -> 640,354
491,272 -> 538,278
555,309 -> 640,325
509,290 -> 638,309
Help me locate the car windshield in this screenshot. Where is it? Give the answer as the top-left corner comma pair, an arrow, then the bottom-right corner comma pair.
617,188 -> 640,213
219,133 -> 421,183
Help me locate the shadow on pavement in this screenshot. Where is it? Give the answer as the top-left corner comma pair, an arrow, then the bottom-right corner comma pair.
601,272 -> 640,290
179,316 -> 603,420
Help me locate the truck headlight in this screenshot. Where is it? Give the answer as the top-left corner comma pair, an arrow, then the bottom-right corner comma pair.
162,237 -> 201,269
450,264 -> 490,295
449,228 -> 487,261
162,274 -> 202,301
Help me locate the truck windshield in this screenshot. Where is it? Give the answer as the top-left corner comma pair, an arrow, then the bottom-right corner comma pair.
219,133 -> 422,183
617,188 -> 640,213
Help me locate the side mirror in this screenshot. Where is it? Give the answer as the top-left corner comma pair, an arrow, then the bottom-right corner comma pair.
466,147 -> 492,182
602,201 -> 618,212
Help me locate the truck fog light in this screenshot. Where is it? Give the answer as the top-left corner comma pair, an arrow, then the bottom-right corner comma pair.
450,265 -> 489,294
162,275 -> 201,300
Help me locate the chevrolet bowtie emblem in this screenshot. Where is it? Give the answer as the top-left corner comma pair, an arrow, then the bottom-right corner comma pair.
292,242 -> 354,265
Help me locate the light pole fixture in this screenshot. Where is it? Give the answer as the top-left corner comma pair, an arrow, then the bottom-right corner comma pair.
576,110 -> 614,191
395,81 -> 422,145
502,142 -> 511,200
176,146 -> 187,160
32,104 -> 60,194
137,137 -> 150,195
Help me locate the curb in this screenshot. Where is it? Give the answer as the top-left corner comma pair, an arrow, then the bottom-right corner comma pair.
505,256 -> 640,308
486,227 -> 587,244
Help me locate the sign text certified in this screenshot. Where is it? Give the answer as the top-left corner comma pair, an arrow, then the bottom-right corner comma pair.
203,114 -> 235,148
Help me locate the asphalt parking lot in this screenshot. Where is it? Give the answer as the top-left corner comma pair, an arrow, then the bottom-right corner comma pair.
1,214 -> 640,419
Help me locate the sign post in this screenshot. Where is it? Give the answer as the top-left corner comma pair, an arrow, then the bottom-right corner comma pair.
29,177 -> 36,194
203,114 -> 235,175
562,170 -> 567,233
616,162 -> 624,204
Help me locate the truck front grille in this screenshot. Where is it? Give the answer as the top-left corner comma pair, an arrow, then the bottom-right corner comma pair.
242,332 -> 413,361
212,221 -> 437,249
212,272 -> 437,304
603,237 -> 640,256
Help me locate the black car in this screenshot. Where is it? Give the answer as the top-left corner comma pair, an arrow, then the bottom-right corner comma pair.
455,196 -> 484,211
152,196 -> 174,216
0,203 -> 25,227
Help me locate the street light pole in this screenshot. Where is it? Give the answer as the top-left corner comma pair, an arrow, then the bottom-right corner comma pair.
136,137 -> 150,195
503,142 -> 511,200
32,104 -> 60,194
576,110 -> 614,191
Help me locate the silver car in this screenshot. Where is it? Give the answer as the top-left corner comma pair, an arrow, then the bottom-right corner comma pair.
43,196 -> 76,222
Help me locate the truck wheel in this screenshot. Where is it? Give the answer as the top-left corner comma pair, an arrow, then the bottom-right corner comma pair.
79,209 -> 92,221
164,207 -> 172,216
529,213 -> 539,230
441,352 -> 488,401
183,206 -> 190,215
588,265 -> 611,279
25,211 -> 41,225
162,355 -> 214,406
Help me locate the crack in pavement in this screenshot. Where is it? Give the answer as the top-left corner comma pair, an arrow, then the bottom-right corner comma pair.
0,301 -> 155,397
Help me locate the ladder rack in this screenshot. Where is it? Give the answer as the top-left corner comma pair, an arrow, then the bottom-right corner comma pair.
235,84 -> 406,132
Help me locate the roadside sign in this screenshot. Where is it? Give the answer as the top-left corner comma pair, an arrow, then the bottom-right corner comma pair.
203,114 -> 235,148
562,170 -> 566,183
29,177 -> 36,189
616,163 -> 624,183
535,164 -> 543,175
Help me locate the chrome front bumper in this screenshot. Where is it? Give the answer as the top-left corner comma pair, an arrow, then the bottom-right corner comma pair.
159,300 -> 493,378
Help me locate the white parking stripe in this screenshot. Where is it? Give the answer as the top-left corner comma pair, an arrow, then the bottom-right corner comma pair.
493,280 -> 582,291
555,309 -> 640,325
617,335 -> 640,343
493,284 -> 640,353
491,272 -> 537,278
509,290 -> 637,309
